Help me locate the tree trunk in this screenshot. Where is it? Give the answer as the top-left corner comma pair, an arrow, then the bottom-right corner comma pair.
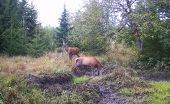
135,36 -> 143,51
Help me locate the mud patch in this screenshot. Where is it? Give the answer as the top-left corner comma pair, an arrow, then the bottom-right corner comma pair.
138,70 -> 170,81
89,81 -> 132,104
26,73 -> 73,88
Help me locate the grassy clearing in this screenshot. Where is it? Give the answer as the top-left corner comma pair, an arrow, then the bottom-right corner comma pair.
0,51 -> 102,104
0,45 -> 169,104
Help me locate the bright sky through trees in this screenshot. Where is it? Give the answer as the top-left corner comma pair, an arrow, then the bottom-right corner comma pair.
28,0 -> 84,27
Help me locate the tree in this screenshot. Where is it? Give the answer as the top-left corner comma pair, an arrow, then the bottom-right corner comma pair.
19,0 -> 38,38
68,0 -> 108,54
101,0 -> 143,51
56,5 -> 70,46
0,0 -> 39,55
0,0 -> 26,55
134,0 -> 170,68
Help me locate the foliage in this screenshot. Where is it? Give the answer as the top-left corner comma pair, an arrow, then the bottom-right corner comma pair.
0,0 -> 37,55
68,0 -> 109,55
55,5 -> 71,46
0,0 -> 56,57
27,27 -> 56,57
134,0 -> 170,69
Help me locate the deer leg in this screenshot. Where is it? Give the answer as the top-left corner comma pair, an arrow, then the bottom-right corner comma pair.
93,69 -> 95,76
98,70 -> 100,76
69,54 -> 72,60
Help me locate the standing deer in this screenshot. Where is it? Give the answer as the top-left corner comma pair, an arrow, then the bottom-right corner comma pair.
63,40 -> 80,60
75,56 -> 103,75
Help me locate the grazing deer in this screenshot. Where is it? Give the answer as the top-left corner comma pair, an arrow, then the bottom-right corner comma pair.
75,56 -> 103,75
63,40 -> 80,60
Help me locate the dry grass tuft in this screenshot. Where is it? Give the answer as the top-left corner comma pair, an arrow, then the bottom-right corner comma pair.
112,43 -> 136,59
0,52 -> 76,75
101,43 -> 137,67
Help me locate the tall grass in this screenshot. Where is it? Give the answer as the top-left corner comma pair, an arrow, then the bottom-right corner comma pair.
99,43 -> 137,67
0,52 -> 74,75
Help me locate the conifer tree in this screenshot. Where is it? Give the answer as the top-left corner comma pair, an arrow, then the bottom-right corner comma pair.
56,5 -> 70,46
0,0 -> 38,55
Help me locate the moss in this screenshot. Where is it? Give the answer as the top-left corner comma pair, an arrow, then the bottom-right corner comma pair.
147,81 -> 170,104
54,91 -> 84,104
120,81 -> 170,104
73,76 -> 91,83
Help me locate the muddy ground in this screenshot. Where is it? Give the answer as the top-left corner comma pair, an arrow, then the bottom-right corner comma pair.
25,66 -> 133,104
25,66 -> 170,104
137,70 -> 170,81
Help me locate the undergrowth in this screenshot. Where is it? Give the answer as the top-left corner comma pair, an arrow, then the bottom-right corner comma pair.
0,74 -> 46,104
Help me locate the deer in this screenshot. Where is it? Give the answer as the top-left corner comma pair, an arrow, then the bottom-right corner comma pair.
63,40 -> 80,60
75,56 -> 103,75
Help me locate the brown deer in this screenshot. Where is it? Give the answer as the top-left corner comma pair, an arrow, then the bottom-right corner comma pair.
63,40 -> 80,60
75,56 -> 103,75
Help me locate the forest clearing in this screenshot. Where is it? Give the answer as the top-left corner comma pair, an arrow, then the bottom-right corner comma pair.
0,0 -> 170,104
0,48 -> 170,104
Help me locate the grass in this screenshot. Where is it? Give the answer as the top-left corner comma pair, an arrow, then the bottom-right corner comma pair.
0,74 -> 46,104
99,43 -> 137,67
73,76 -> 91,83
0,51 -> 98,104
0,52 -> 73,75
147,81 -> 170,104
120,81 -> 170,104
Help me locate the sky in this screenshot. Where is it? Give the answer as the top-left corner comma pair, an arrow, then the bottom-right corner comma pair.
28,0 -> 84,27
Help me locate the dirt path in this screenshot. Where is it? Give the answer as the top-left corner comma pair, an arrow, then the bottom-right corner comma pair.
90,81 -> 132,104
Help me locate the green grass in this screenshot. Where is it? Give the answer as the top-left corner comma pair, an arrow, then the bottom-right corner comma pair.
72,76 -> 91,83
120,81 -> 170,104
147,81 -> 170,104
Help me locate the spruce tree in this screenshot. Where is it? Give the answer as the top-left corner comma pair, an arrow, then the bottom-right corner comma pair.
0,0 -> 38,55
56,5 -> 70,46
